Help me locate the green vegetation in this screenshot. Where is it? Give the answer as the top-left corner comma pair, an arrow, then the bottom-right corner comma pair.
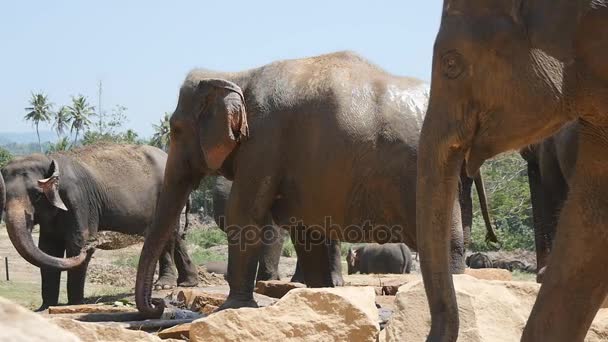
112,254 -> 140,269
191,249 -> 226,264
24,92 -> 53,152
470,153 -> 534,251
150,112 -> 171,151
0,147 -> 12,168
186,227 -> 227,249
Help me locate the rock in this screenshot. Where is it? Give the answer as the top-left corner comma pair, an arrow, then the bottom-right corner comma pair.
342,274 -> 418,287
190,287 -> 379,341
254,280 -> 306,298
381,275 -> 608,341
52,318 -> 178,342
158,323 -> 191,340
464,267 -> 512,281
201,304 -> 219,315
176,289 -> 227,312
48,304 -> 137,314
0,297 -> 81,342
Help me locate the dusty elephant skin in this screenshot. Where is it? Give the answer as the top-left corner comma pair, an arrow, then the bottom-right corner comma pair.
0,144 -> 198,311
135,51 -> 496,318
417,1 -> 608,341
347,243 -> 413,275
520,121 -> 578,278
212,176 -> 344,285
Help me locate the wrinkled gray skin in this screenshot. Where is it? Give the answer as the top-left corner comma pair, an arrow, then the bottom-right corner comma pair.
0,171 -> 5,223
418,1 -> 608,340
135,51 -> 495,318
212,176 -> 344,284
465,252 -> 492,269
0,145 -> 198,311
347,243 -> 412,275
520,121 -> 578,279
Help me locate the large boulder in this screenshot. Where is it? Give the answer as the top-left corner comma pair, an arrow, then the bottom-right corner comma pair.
0,297 -> 80,342
382,275 -> 608,341
464,268 -> 512,281
190,287 -> 379,341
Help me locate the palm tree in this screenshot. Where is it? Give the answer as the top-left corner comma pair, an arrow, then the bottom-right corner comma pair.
24,92 -> 53,152
68,95 -> 94,145
151,113 -> 171,151
53,105 -> 71,138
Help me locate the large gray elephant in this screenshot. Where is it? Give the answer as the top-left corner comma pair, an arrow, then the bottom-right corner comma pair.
346,243 -> 412,274
134,51 -> 496,318
417,1 -> 608,341
520,121 -> 578,274
0,144 -> 198,311
212,176 -> 343,284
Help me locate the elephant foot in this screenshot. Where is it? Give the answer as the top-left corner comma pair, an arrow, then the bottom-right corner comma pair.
35,303 -> 52,312
331,273 -> 345,287
177,277 -> 199,288
154,275 -> 177,290
218,297 -> 258,311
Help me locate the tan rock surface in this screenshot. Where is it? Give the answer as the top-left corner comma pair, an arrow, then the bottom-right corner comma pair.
382,275 -> 608,341
190,287 -> 379,342
51,318 -> 179,342
0,297 -> 81,342
254,280 -> 306,298
464,268 -> 512,281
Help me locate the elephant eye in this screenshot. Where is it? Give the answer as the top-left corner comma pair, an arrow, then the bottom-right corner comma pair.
441,50 -> 466,79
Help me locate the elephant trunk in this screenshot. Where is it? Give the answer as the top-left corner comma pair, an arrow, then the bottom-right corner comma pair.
135,146 -> 195,318
474,172 -> 498,243
416,108 -> 464,341
5,198 -> 89,270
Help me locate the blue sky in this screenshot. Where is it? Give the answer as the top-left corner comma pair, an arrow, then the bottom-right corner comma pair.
0,1 -> 442,137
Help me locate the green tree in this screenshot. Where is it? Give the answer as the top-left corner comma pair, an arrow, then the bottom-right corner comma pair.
68,95 -> 94,145
47,137 -> 71,153
24,92 -> 53,152
151,113 -> 171,151
470,153 -> 534,251
53,105 -> 71,138
0,147 -> 12,168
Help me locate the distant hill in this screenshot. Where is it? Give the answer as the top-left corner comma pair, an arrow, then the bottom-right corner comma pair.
0,131 -> 58,144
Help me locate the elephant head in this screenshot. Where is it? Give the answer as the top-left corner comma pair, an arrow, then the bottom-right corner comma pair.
346,247 -> 360,275
136,76 -> 249,318
2,156 -> 88,270
417,0 -> 574,340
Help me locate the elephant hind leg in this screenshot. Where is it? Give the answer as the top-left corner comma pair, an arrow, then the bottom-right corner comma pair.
290,227 -> 334,288
154,235 -> 178,290
66,244 -> 93,305
175,232 -> 198,287
38,230 -> 65,311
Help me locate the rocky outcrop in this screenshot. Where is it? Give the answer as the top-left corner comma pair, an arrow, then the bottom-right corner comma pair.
189,287 -> 380,342
254,280 -> 306,298
464,268 -> 512,281
381,274 -> 608,342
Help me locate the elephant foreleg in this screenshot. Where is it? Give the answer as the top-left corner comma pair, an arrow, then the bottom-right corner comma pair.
66,244 -> 92,305
522,126 -> 608,342
327,240 -> 344,286
154,235 -> 178,290
37,230 -> 65,311
174,231 -> 198,287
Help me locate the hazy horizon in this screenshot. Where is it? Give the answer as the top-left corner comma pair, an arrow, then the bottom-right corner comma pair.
1,1 -> 442,137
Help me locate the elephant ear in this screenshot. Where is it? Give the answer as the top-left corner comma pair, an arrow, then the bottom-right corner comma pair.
197,79 -> 249,170
37,159 -> 68,211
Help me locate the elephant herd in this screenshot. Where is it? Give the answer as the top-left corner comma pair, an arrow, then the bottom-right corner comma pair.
2,2 -> 608,340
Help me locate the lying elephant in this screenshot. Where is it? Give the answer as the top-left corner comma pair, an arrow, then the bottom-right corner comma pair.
347,243 -> 412,274
212,176 -> 343,284
465,252 -> 493,269
135,51 -> 496,317
0,144 -> 198,311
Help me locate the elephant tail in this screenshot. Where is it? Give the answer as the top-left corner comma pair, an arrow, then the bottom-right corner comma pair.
474,171 -> 499,244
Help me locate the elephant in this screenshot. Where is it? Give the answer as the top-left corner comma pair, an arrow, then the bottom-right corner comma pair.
465,252 -> 492,269
416,1 -> 608,341
212,175 -> 344,284
134,51 -> 496,318
0,144 -> 198,311
346,243 -> 412,275
520,121 -> 578,275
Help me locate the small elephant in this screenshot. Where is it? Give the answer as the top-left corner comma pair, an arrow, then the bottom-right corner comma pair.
1,144 -> 198,311
346,243 -> 412,275
465,252 -> 493,269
